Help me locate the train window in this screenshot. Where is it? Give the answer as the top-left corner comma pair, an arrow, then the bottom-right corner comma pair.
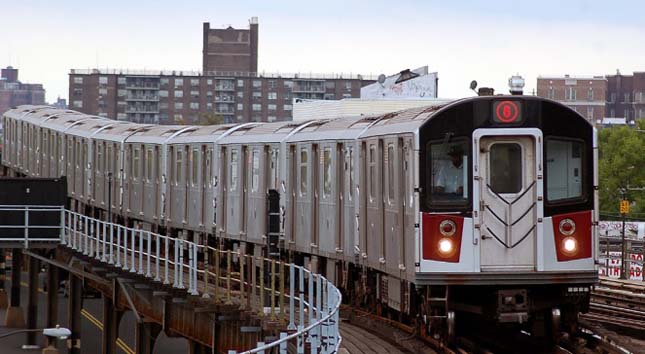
147,149 -> 153,182
546,139 -> 584,201
387,144 -> 395,203
489,143 -> 522,194
192,149 -> 199,186
175,149 -> 182,185
97,144 -> 103,173
428,140 -> 468,205
251,149 -> 260,192
205,149 -> 212,187
155,147 -> 160,182
300,148 -> 308,196
230,150 -> 238,191
133,148 -> 140,180
323,148 -> 332,198
369,145 -> 376,201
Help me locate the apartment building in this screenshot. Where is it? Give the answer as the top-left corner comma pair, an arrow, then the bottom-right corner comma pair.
0,66 -> 46,115
536,75 -> 606,123
68,69 -> 372,124
605,71 -> 645,123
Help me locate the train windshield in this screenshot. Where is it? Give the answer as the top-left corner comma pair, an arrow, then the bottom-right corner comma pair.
427,139 -> 469,205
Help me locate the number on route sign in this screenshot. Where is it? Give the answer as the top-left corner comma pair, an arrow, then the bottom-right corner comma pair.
620,200 -> 630,214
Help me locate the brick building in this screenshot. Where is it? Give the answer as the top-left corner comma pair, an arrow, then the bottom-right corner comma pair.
203,18 -> 258,74
68,69 -> 372,124
0,66 -> 46,115
536,75 -> 606,124
605,71 -> 645,123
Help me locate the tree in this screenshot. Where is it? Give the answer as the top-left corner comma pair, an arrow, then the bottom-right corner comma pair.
598,120 -> 645,218
197,112 -> 224,126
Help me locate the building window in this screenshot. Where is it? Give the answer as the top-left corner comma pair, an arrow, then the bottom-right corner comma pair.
190,102 -> 199,110
610,109 -> 615,117
624,109 -> 630,119
206,91 -> 213,97
173,114 -> 183,122
325,81 -> 336,89
252,104 -> 261,111
284,81 -> 293,89
174,90 -> 183,98
284,92 -> 292,101
99,76 -> 108,85
587,107 -> 593,120
191,79 -> 199,86
639,109 -> 644,119
547,87 -> 554,99
207,79 -> 213,86
237,80 -> 244,87
268,80 -> 277,89
118,77 -> 126,85
174,78 -> 183,87
252,80 -> 262,88
190,91 -> 199,98
268,116 -> 277,122
624,93 -> 630,103
345,82 -> 352,90
324,93 -> 335,100
73,77 -> 83,84
117,113 -> 127,120
160,102 -> 169,109
587,88 -> 594,101
565,87 -> 576,100
342,93 -> 352,99
98,88 -> 108,95
160,78 -> 169,86
268,92 -> 277,100
268,104 -> 276,111
175,102 -> 183,110
236,91 -> 243,98
117,89 -> 126,97
206,102 -> 212,110
284,104 -> 292,111
159,90 -> 168,97
73,100 -> 83,108
237,104 -> 244,111
610,93 -> 616,102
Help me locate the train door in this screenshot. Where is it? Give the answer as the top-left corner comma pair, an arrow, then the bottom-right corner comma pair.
311,144 -> 319,250
201,146 -> 212,227
474,129 -> 542,271
288,145 -> 297,245
342,145 -> 355,261
336,143 -> 344,255
241,145 -> 249,239
218,146 -> 228,239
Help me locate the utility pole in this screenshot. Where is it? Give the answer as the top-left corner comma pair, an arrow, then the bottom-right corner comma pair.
619,188 -> 629,279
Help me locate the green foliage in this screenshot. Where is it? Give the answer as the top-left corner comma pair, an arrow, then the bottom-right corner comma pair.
598,120 -> 645,218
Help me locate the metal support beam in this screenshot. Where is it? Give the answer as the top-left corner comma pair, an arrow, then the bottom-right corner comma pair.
102,294 -> 118,354
67,274 -> 82,354
45,262 -> 59,349
5,248 -> 24,328
25,255 -> 39,347
135,321 -> 161,354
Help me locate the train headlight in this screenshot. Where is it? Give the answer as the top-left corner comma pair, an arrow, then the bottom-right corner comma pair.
558,219 -> 575,236
438,239 -> 453,254
563,237 -> 577,253
439,220 -> 457,236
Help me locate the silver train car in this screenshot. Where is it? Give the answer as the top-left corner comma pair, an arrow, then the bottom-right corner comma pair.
2,95 -> 598,342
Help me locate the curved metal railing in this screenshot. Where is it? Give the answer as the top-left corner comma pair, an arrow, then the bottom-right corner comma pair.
58,209 -> 342,354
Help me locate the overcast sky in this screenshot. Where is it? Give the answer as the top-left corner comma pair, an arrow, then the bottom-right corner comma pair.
3,0 -> 645,103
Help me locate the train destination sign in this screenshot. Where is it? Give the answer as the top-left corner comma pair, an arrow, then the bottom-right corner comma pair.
493,100 -> 522,124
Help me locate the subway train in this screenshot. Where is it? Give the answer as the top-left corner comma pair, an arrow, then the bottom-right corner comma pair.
2,95 -> 598,342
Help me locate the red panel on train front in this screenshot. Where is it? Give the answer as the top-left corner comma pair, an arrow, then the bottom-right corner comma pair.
422,213 -> 463,263
552,210 -> 592,261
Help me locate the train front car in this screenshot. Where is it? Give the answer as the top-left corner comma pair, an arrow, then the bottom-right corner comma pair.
416,96 -> 597,341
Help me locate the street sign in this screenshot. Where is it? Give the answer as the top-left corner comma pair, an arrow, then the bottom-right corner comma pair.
620,200 -> 630,214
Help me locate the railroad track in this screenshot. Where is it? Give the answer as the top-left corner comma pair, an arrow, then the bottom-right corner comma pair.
582,277 -> 645,333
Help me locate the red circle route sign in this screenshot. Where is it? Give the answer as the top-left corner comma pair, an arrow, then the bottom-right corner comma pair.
495,101 -> 519,123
